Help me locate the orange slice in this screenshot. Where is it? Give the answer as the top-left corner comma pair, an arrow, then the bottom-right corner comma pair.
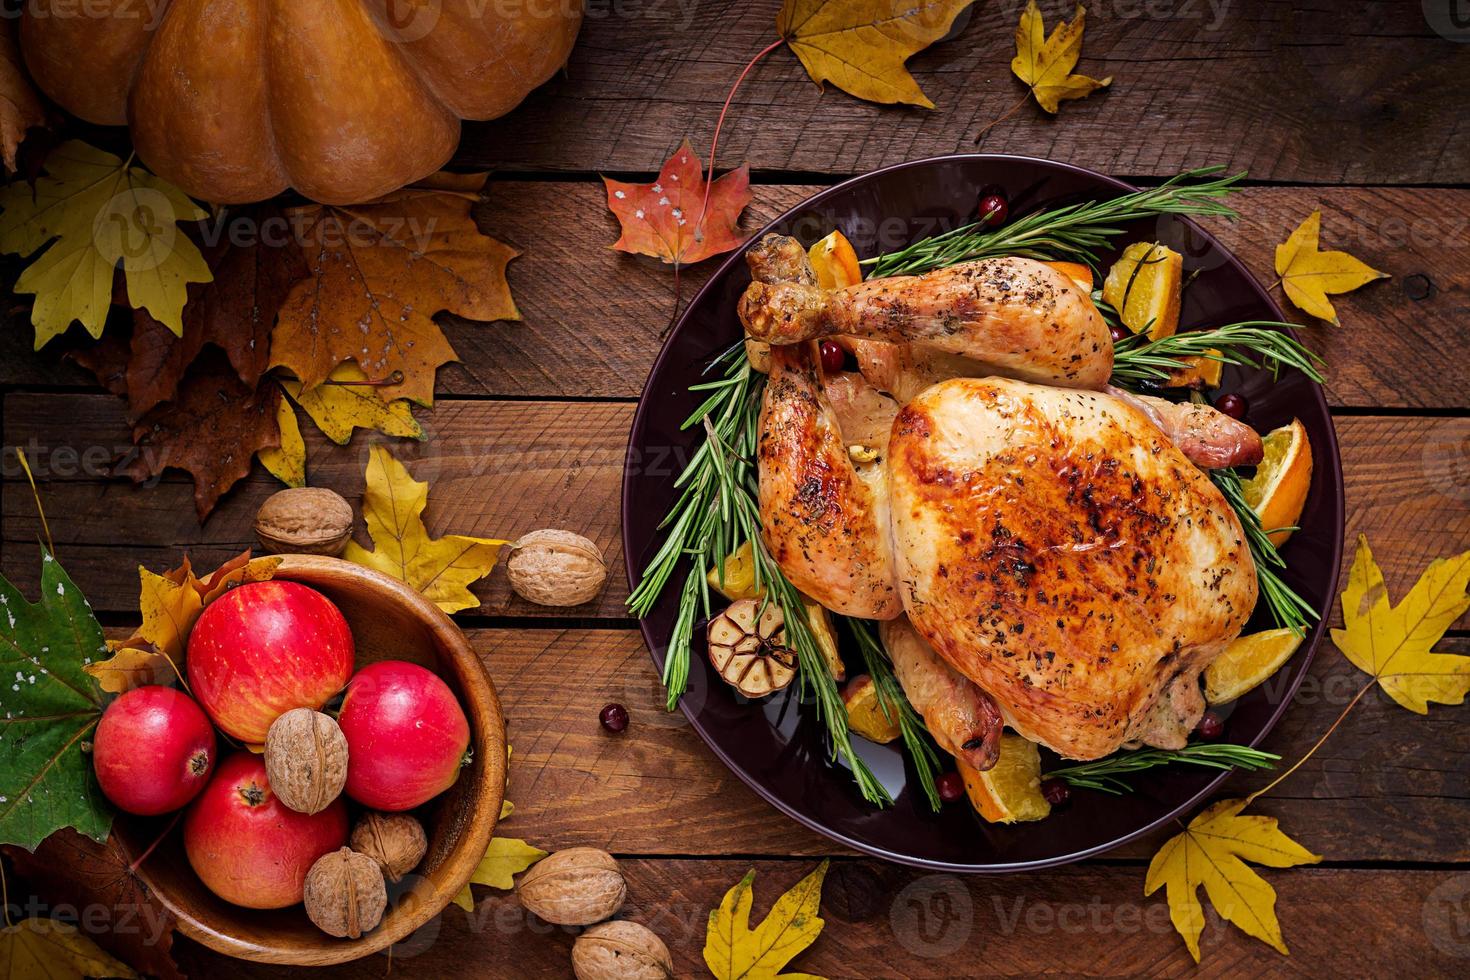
1204,628 -> 1305,704
842,675 -> 901,744
1240,419 -> 1313,547
1042,260 -> 1094,292
808,230 -> 863,289
959,734 -> 1051,824
1165,350 -> 1224,389
1102,242 -> 1183,339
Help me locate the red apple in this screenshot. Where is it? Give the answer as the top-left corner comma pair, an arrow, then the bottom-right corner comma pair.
184,753 -> 347,909
339,661 -> 471,811
93,686 -> 215,815
186,581 -> 354,742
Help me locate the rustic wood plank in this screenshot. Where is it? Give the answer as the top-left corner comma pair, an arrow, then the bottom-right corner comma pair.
165,860 -> 1470,977
4,186 -> 1465,409
5,397 -> 1466,628
447,1 -> 1470,184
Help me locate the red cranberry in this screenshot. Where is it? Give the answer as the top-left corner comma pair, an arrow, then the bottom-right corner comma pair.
1040,778 -> 1071,807
1216,392 -> 1248,420
1108,324 -> 1130,344
819,340 -> 845,374
978,194 -> 1008,228
1194,710 -> 1224,741
599,703 -> 629,733
936,771 -> 965,803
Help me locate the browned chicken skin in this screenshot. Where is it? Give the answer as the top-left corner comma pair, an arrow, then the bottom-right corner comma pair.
881,616 -> 1002,770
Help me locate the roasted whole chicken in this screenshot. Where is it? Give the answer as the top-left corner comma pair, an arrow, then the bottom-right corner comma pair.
740,234 -> 1262,763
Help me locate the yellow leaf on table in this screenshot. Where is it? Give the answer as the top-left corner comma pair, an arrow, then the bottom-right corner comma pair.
1145,798 -> 1320,962
84,643 -> 177,694
0,917 -> 139,979
1330,534 -> 1470,713
777,0 -> 976,108
0,140 -> 211,346
258,391 -> 307,488
282,363 -> 425,446
1274,211 -> 1387,325
343,446 -> 508,613
704,860 -> 829,980
451,836 -> 548,911
1011,2 -> 1112,114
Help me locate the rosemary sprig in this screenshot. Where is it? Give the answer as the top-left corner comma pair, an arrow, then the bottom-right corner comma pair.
864,166 -> 1245,278
1047,743 -> 1280,795
1110,321 -> 1325,389
1212,466 -> 1319,634
847,619 -> 943,811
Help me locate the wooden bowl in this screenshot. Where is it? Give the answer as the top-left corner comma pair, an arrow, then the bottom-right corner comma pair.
113,555 -> 506,966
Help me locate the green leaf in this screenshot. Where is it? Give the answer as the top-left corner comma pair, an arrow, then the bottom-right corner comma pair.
0,553 -> 113,850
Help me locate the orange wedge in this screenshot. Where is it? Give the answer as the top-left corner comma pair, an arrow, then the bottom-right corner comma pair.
1042,260 -> 1094,292
808,230 -> 863,289
1241,419 -> 1313,547
959,734 -> 1051,824
1204,628 -> 1305,704
1165,349 -> 1224,390
842,675 -> 901,744
1102,242 -> 1183,339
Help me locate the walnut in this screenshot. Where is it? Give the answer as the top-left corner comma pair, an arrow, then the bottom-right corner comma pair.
505,530 -> 606,606
515,847 -> 625,926
264,708 -> 348,815
303,847 -> 387,939
350,811 -> 427,883
254,487 -> 354,555
572,921 -> 674,980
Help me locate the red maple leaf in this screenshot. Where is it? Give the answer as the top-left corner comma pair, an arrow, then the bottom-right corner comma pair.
604,140 -> 751,266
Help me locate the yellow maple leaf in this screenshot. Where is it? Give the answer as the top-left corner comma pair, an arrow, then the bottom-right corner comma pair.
0,140 -> 211,347
1011,2 -> 1112,114
704,860 -> 829,980
343,446 -> 508,614
0,917 -> 139,979
1145,798 -> 1319,962
1274,211 -> 1387,325
777,0 -> 975,108
451,836 -> 547,911
258,393 -> 306,488
282,364 -> 425,446
1330,534 -> 1470,713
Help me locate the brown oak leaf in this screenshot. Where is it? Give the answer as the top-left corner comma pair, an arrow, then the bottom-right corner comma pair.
119,353 -> 283,519
269,187 -> 520,407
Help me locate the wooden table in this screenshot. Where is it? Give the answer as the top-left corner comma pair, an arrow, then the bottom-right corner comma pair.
5,2 -> 1468,976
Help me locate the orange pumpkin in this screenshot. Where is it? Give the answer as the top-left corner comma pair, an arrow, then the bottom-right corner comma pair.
20,0 -> 581,204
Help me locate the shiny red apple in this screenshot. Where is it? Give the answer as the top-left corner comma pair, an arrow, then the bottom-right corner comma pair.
93,686 -> 215,815
184,753 -> 347,909
339,660 -> 471,811
186,581 -> 354,743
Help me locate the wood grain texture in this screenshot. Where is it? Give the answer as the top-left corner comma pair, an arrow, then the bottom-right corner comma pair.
165,859 -> 1470,977
4,186 -> 1464,408
446,1 -> 1470,183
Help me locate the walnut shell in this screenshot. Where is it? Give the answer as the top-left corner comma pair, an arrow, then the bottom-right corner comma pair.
515,847 -> 625,926
264,708 -> 349,815
572,921 -> 674,980
506,530 -> 607,606
303,848 -> 387,939
254,487 -> 354,556
351,811 -> 427,883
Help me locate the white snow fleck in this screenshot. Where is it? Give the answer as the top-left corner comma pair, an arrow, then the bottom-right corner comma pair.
614,190 -> 625,199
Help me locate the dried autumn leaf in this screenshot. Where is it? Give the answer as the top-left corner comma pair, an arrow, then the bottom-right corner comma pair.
118,354 -> 283,519
343,445 -> 508,613
778,0 -> 975,108
125,214 -> 308,418
0,918 -> 138,980
1274,211 -> 1387,325
451,837 -> 547,911
269,188 -> 520,407
1145,798 -> 1319,962
704,859 -> 829,980
258,392 -> 306,488
1011,2 -> 1111,114
282,364 -> 425,446
605,141 -> 751,267
0,140 -> 211,346
1330,534 -> 1470,713
0,19 -> 44,171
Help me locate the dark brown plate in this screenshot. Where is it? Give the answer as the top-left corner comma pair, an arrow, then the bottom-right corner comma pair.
621,155 -> 1344,872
